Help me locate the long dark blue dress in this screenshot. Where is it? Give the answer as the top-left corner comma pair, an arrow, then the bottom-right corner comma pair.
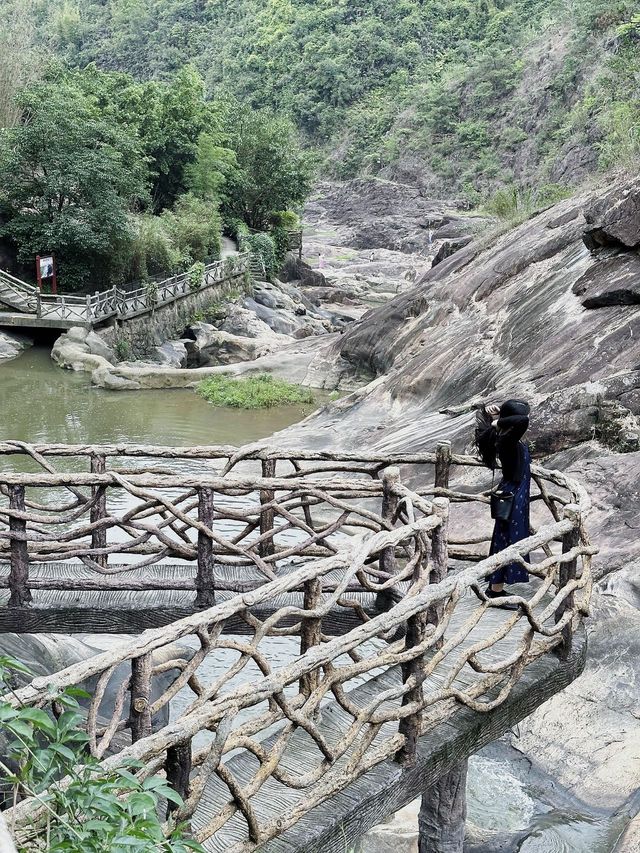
489,442 -> 531,585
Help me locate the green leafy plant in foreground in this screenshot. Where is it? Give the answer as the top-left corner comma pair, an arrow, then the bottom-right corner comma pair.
0,656 -> 204,853
197,374 -> 315,409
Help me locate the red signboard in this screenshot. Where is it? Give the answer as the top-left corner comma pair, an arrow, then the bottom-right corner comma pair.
36,254 -> 57,294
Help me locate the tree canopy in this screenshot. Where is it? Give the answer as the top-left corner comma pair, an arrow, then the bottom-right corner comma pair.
0,61 -> 311,289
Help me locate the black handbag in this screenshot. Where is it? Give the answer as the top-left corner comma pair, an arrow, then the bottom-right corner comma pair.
490,488 -> 515,521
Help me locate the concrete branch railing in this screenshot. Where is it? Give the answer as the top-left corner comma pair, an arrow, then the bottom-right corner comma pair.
0,254 -> 250,325
0,441 -> 594,851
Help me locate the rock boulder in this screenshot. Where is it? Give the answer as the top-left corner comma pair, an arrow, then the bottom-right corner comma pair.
0,330 -> 32,361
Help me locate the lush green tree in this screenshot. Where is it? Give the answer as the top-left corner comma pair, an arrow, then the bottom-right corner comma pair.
0,76 -> 148,289
222,106 -> 313,230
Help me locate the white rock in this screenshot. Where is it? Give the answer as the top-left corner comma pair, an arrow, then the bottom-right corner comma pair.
0,329 -> 32,361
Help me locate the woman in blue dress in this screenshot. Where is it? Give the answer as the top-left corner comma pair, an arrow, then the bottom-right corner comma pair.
475,399 -> 531,600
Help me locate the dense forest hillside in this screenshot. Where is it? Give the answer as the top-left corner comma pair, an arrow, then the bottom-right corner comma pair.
2,0 -> 638,201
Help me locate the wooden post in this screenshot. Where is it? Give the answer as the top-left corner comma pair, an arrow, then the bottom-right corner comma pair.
90,454 -> 108,571
396,603 -> 427,766
165,740 -> 192,815
299,578 -> 322,699
259,458 -> 276,558
434,441 -> 452,491
376,466 -> 401,612
196,487 -> 216,608
419,760 -> 468,853
555,505 -> 580,661
129,653 -> 153,742
36,291 -> 41,319
8,485 -> 31,607
427,498 -> 449,637
397,498 -> 448,765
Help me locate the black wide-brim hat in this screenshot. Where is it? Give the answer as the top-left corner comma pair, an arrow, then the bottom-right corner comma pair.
497,398 -> 530,431
499,399 -> 530,418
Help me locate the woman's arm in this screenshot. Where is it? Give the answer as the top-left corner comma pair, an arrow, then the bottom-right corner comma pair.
475,405 -> 498,469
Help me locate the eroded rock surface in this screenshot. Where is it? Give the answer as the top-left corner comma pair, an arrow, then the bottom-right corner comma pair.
267,176 -> 640,842
0,330 -> 32,361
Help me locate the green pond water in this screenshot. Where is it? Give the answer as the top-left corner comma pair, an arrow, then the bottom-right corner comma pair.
0,346 -> 315,448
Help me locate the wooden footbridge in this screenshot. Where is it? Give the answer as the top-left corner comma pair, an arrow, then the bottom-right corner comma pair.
0,441 -> 594,851
0,253 -> 250,331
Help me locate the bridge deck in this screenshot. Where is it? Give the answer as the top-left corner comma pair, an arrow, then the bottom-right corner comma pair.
188,589 -> 586,853
0,562 -> 378,634
0,312 -> 84,330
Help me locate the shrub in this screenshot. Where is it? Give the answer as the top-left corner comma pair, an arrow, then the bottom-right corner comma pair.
188,261 -> 205,291
0,656 -> 204,853
163,194 -> 222,263
269,210 -> 300,230
129,215 -> 181,280
196,374 -> 315,409
244,232 -> 278,279
113,335 -> 131,362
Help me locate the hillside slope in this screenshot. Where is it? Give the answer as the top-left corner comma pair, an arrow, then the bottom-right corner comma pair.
3,0 -> 638,197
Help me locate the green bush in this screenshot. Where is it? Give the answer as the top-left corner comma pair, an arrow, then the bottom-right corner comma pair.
188,261 -> 205,291
113,335 -> 131,362
129,216 -> 181,280
163,194 -> 222,263
244,232 -> 278,279
197,374 -> 315,409
485,183 -> 570,221
269,210 -> 300,230
0,656 -> 204,853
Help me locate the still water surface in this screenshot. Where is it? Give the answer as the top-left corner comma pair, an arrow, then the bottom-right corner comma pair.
0,347 -> 314,447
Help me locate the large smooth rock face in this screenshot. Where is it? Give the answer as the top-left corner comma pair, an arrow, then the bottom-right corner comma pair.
305,179 -> 487,255
0,330 -> 32,361
583,180 -> 640,250
573,252 -> 640,307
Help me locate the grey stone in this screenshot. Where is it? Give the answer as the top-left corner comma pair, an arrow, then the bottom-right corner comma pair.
572,253 -> 640,307
584,179 -> 640,250
154,340 -> 188,369
0,329 -> 32,361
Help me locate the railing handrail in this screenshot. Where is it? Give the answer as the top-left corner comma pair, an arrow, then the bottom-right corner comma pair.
2,507 -> 587,711
0,253 -> 250,323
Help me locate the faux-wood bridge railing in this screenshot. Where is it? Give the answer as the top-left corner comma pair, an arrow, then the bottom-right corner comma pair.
0,442 -> 594,851
0,253 -> 249,326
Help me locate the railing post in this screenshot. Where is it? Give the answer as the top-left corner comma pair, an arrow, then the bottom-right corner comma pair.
85,293 -> 92,323
299,578 -> 322,699
90,454 -> 108,570
8,485 -> 31,607
427,498 -> 450,636
435,440 -> 452,491
130,653 -> 153,742
36,291 -> 41,319
555,505 -> 580,661
165,740 -> 193,816
376,466 -> 400,611
396,497 -> 448,765
196,487 -> 216,608
259,458 -> 276,558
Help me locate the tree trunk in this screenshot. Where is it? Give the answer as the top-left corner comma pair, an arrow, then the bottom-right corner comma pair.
418,760 -> 467,853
